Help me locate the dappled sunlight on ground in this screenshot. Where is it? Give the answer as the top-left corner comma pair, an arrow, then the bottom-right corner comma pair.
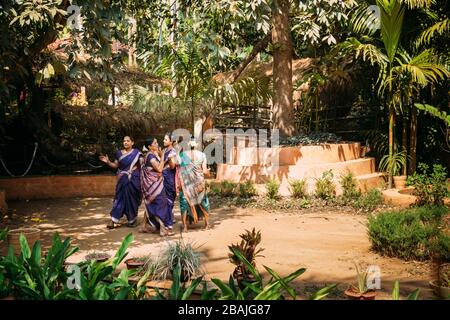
2,197 -> 437,299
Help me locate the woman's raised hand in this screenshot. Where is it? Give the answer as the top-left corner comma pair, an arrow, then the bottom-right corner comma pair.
99,154 -> 109,163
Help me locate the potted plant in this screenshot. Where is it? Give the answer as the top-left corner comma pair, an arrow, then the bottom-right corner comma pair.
85,251 -> 111,263
429,263 -> 450,299
125,256 -> 149,270
379,150 -> 409,189
344,263 -> 377,300
154,239 -> 201,283
228,228 -> 265,287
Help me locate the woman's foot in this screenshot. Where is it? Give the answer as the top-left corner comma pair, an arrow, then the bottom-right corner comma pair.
126,220 -> 138,228
107,220 -> 117,229
139,224 -> 156,233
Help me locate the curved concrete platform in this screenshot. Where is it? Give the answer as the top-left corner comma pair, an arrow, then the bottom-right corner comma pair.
382,187 -> 450,207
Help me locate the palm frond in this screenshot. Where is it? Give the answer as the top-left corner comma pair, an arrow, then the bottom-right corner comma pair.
377,0 -> 405,64
415,18 -> 450,47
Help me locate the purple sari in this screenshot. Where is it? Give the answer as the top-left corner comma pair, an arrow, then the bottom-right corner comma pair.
163,148 -> 177,221
110,148 -> 142,224
141,153 -> 171,228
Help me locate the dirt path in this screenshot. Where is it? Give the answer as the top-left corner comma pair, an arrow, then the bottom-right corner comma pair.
2,197 -> 436,299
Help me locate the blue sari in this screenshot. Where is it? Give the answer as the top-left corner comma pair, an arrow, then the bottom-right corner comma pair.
141,153 -> 171,229
163,148 -> 177,224
110,148 -> 142,224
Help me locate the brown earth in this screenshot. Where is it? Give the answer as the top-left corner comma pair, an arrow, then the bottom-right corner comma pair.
1,197 -> 438,300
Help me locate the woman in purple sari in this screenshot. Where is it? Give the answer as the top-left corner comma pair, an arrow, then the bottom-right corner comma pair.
99,136 -> 142,229
139,137 -> 174,236
162,133 -> 177,230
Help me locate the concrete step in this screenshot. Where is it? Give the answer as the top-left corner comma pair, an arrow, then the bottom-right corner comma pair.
216,158 -> 376,183
226,143 -> 362,166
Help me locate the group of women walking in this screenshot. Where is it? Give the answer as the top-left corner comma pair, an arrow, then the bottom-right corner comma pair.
99,133 -> 210,237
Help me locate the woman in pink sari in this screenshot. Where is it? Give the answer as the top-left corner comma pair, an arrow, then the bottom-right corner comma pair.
139,137 -> 175,236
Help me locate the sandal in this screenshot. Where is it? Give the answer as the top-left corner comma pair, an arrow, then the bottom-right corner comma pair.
106,220 -> 116,229
126,220 -> 138,228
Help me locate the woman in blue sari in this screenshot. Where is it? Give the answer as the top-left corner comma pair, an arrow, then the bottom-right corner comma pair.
99,136 -> 142,229
162,133 -> 177,231
139,137 -> 174,236
177,138 -> 210,232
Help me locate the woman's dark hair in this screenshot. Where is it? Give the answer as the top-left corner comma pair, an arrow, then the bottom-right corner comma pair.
145,137 -> 157,148
164,132 -> 177,143
124,135 -> 134,142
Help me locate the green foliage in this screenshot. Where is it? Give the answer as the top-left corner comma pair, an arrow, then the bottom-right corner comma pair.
265,179 -> 280,200
351,263 -> 370,294
151,263 -> 206,300
214,247 -> 336,300
391,280 -> 420,300
220,181 -> 239,197
154,240 -> 202,282
340,172 -> 361,203
407,163 -> 450,206
379,150 -> 408,176
353,188 -> 383,211
239,181 -> 258,199
72,233 -> 150,300
315,170 -> 336,200
367,206 -> 450,261
415,103 -> 450,126
289,179 -> 308,199
228,228 -> 264,286
0,233 -> 78,300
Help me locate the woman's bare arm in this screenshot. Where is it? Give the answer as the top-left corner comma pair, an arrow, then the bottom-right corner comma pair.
99,155 -> 119,169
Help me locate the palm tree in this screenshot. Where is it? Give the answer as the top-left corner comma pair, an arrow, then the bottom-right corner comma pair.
342,0 -> 449,187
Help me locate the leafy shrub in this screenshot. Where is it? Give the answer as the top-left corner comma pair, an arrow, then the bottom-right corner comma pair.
340,172 -> 361,203
154,240 -> 202,282
289,179 -> 308,199
228,228 -> 264,287
407,163 -> 449,206
354,188 -> 383,211
239,181 -> 258,198
367,206 -> 450,261
265,179 -> 280,200
220,181 -> 238,197
315,170 -> 336,200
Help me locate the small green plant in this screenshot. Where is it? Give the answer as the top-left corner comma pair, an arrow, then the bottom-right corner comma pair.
155,239 -> 202,282
351,263 -> 370,294
220,181 -> 238,197
289,179 -> 308,199
315,170 -> 336,200
228,228 -> 264,286
407,163 -> 450,206
239,181 -> 258,198
379,150 -> 408,177
340,172 -> 361,203
265,179 -> 280,200
214,247 -> 336,300
391,280 -> 420,300
367,206 -> 450,261
151,263 -> 208,300
353,188 -> 383,211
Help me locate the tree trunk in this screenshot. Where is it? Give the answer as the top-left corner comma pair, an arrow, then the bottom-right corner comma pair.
272,0 -> 295,138
409,104 -> 418,174
228,33 -> 272,84
402,112 -> 408,176
388,106 -> 395,188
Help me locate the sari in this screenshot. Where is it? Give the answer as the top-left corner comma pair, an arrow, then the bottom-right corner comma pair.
163,148 -> 177,223
177,150 -> 210,224
110,148 -> 142,224
140,153 -> 171,229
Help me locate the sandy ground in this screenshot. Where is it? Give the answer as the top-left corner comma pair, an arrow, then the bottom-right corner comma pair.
1,197 -> 438,300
